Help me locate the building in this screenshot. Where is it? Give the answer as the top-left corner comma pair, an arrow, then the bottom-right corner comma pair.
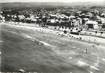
85,20 -> 99,30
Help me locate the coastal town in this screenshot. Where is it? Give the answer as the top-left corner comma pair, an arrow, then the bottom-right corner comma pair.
1,1 -> 105,73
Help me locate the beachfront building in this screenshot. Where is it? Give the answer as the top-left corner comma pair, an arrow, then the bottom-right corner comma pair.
85,20 -> 99,30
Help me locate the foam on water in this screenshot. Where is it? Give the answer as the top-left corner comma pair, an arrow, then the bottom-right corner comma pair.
23,34 -> 33,39
69,57 -> 72,59
40,41 -> 54,47
0,40 -> 3,43
102,58 -> 105,62
21,33 -> 55,48
76,60 -> 88,67
90,65 -> 99,71
76,60 -> 99,71
0,51 -> 1,55
89,71 -> 94,73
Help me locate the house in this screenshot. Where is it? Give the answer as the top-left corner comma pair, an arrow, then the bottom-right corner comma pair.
85,20 -> 99,30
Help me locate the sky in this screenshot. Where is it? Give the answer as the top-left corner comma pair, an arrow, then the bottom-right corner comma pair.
0,0 -> 105,3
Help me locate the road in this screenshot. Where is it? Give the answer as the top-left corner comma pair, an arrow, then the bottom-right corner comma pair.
1,22 -> 105,73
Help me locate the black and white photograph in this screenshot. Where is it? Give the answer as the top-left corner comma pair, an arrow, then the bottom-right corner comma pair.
0,0 -> 105,73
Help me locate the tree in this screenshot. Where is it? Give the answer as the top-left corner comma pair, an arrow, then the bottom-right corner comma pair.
100,32 -> 103,36
95,31 -> 97,36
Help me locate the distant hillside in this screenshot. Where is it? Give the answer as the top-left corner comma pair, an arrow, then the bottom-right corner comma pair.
0,2 -> 105,9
